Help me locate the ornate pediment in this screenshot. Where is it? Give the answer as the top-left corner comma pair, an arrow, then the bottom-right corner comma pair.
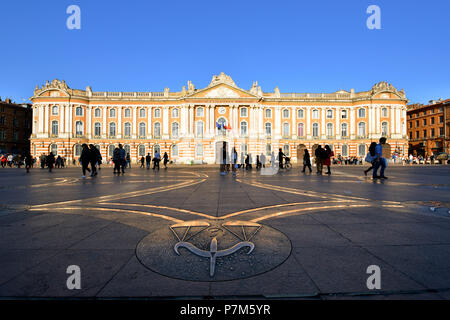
205,86 -> 241,98
208,72 -> 237,88
34,79 -> 69,96
371,81 -> 406,99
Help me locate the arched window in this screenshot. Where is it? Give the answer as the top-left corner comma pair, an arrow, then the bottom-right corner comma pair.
196,121 -> 204,137
341,123 -> 348,137
139,122 -> 146,138
52,106 -> 58,115
124,122 -> 131,137
283,109 -> 290,118
94,122 -> 101,137
382,107 -> 388,117
109,108 -> 116,118
75,121 -> 83,135
50,144 -> 58,155
172,108 -> 179,118
240,121 -> 248,136
265,123 -> 272,136
312,123 -> 319,137
240,107 -> 248,117
124,144 -> 131,155
172,144 -> 179,157
382,122 -> 389,136
108,145 -> 115,158
341,144 -> 349,157
358,108 -> 366,118
94,108 -> 101,117
341,109 -> 348,119
326,123 -> 333,137
138,144 -> 146,157
154,108 -> 161,118
74,144 -> 82,157
326,110 -> 333,119
283,144 -> 290,156
298,123 -> 304,137
154,122 -> 161,138
109,122 -> 116,137
265,109 -> 272,118
196,107 -> 204,117
358,122 -> 366,137
195,143 -> 203,157
312,109 -> 319,119
51,120 -> 58,136
76,106 -> 83,116
358,144 -> 366,156
297,109 -> 304,118
172,122 -> 179,138
154,144 -> 161,155
282,123 -> 290,137
124,108 -> 131,118
139,108 -> 146,118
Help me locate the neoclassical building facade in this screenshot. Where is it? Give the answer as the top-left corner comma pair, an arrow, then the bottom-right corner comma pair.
30,73 -> 409,164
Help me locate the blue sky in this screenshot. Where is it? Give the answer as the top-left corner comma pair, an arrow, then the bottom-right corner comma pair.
0,0 -> 449,104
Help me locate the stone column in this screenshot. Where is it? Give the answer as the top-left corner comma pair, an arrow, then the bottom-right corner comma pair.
350,107 -> 355,138
189,105 -> 194,136
306,107 -> 311,138
147,106 -> 152,138
291,106 -> 296,138
163,106 -> 169,138
132,106 -> 138,138
86,106 -> 92,138
117,106 -> 122,137
321,108 -> 326,138
102,106 -> 107,137
336,107 -> 340,137
44,104 -> 49,136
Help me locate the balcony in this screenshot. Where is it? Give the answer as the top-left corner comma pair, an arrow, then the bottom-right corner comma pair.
72,134 -> 86,139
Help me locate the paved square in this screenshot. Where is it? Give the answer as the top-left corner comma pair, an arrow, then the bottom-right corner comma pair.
0,165 -> 450,299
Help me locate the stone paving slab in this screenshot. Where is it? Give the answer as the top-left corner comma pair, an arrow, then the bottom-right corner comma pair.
0,165 -> 449,299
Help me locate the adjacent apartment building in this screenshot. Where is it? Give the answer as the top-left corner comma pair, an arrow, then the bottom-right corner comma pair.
30,74 -> 409,164
407,99 -> 450,157
0,98 -> 32,155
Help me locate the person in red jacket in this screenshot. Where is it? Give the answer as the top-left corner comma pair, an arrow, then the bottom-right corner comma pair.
324,145 -> 334,175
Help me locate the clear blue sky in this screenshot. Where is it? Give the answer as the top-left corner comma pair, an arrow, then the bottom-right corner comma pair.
1,0 -> 449,104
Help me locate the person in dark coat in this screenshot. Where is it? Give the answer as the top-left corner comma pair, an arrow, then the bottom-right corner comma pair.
302,149 -> 312,173
80,144 -> 92,178
315,145 -> 325,175
324,145 -> 334,175
278,148 -> 285,169
89,144 -> 100,177
163,152 -> 169,169
47,152 -> 56,172
145,153 -> 151,170
24,152 -> 33,173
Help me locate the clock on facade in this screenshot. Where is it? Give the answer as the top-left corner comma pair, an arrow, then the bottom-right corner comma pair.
218,107 -> 226,114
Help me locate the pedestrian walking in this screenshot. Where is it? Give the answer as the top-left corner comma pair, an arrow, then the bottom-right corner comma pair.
145,153 -> 151,169
153,149 -> 161,170
80,144 -> 91,178
278,148 -> 285,169
113,147 -> 120,174
314,145 -> 325,175
24,152 -> 33,173
89,144 -> 100,177
302,149 -> 312,173
47,152 -> 55,172
163,152 -> 169,169
232,147 -> 238,175
126,153 -> 131,169
140,156 -> 145,168
373,137 -> 388,179
118,144 -> 126,174
324,145 -> 334,175
364,142 -> 377,176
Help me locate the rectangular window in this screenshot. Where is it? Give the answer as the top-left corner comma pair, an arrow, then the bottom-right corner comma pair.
431,128 -> 435,137
440,116 -> 444,123
423,119 -> 426,126
423,130 -> 427,138
431,117 -> 435,124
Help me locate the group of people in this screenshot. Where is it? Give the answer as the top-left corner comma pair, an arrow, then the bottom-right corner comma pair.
79,144 -> 102,178
301,145 -> 334,175
139,151 -> 170,170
